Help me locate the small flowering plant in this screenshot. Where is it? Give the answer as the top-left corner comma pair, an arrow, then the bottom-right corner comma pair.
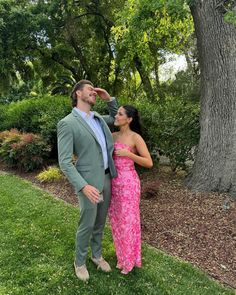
0,129 -> 51,172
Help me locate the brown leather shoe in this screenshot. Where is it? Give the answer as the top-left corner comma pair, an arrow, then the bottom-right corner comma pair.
74,262 -> 89,281
91,257 -> 111,272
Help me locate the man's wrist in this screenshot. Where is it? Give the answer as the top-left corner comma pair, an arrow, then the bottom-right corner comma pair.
108,96 -> 116,102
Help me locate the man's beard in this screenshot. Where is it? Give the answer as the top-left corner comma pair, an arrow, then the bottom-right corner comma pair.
81,95 -> 96,106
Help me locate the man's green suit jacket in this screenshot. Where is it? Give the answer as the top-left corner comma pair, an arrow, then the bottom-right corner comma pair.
57,99 -> 118,195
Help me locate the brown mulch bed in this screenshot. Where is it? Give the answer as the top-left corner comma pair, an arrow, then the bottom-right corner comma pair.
1,164 -> 235,290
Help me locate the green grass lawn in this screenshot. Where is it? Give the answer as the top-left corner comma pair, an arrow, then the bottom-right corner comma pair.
0,173 -> 234,295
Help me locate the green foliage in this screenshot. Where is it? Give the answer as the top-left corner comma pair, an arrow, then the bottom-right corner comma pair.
111,0 -> 194,99
0,0 -> 196,102
224,10 -> 236,25
101,95 -> 200,170
121,96 -> 200,171
0,104 -> 7,130
36,166 -> 63,182
1,92 -> 199,170
1,97 -> 46,133
0,129 -> 51,171
0,0 -> 125,96
0,0 -> 38,93
0,74 -> 47,104
50,75 -> 76,96
1,95 -> 71,142
148,97 -> 200,171
161,69 -> 200,102
0,82 -> 31,104
0,94 -> 70,158
39,96 -> 71,153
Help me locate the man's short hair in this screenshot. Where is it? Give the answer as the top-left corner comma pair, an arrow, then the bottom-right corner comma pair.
71,80 -> 94,107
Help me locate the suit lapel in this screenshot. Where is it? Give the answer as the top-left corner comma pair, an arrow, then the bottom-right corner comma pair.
72,109 -> 98,141
72,109 -> 112,148
94,112 -> 112,146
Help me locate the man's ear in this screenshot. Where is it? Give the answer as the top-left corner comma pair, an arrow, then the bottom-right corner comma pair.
76,90 -> 81,98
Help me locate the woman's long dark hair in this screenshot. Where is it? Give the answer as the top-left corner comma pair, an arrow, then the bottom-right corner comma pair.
123,105 -> 143,136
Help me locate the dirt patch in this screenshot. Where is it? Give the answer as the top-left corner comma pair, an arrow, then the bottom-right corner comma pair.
140,167 -> 236,290
1,163 -> 235,290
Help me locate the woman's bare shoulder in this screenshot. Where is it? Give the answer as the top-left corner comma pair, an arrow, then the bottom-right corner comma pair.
132,131 -> 143,141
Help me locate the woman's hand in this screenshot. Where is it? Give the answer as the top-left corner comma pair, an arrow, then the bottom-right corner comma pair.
115,148 -> 131,157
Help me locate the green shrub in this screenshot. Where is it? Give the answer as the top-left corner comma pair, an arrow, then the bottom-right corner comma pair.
146,97 -> 200,170
1,95 -> 70,134
94,96 -> 200,170
0,129 -> 51,172
161,69 -> 200,103
36,166 -> 63,182
2,99 -> 44,133
1,95 -> 71,158
0,94 -> 200,171
39,96 -> 71,156
0,104 -> 7,131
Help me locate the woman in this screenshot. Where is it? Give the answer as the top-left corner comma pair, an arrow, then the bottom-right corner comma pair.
108,105 -> 153,275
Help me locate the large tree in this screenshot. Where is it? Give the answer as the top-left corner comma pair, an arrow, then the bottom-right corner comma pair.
186,0 -> 236,196
112,0 -> 194,100
0,0 -> 124,96
0,0 -> 194,100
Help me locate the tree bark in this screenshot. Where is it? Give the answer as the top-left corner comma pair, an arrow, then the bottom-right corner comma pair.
186,0 -> 236,196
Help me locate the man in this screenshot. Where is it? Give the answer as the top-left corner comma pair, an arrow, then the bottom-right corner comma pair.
57,80 -> 118,281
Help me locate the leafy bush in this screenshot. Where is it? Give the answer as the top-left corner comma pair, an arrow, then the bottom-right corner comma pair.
0,94 -> 200,171
94,96 -> 200,170
0,129 -> 51,172
36,166 -> 63,182
2,99 -> 43,133
161,69 -> 200,102
0,129 -> 22,166
0,95 -> 71,158
1,95 -> 70,134
146,97 -> 200,171
39,96 -> 71,157
0,104 -> 7,131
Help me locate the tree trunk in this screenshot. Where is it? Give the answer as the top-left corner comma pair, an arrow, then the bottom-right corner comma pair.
186,0 -> 236,196
133,55 -> 155,100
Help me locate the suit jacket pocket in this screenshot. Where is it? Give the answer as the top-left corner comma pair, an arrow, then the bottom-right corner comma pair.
76,165 -> 90,172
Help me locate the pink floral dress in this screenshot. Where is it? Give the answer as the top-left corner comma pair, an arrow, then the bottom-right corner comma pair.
108,142 -> 141,274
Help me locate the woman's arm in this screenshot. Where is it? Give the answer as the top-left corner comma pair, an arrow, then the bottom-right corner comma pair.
115,134 -> 153,168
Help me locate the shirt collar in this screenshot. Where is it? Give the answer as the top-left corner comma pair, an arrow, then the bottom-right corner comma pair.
74,107 -> 95,120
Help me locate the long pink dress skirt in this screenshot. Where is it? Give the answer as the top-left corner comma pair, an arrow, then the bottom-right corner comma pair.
109,142 -> 141,274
